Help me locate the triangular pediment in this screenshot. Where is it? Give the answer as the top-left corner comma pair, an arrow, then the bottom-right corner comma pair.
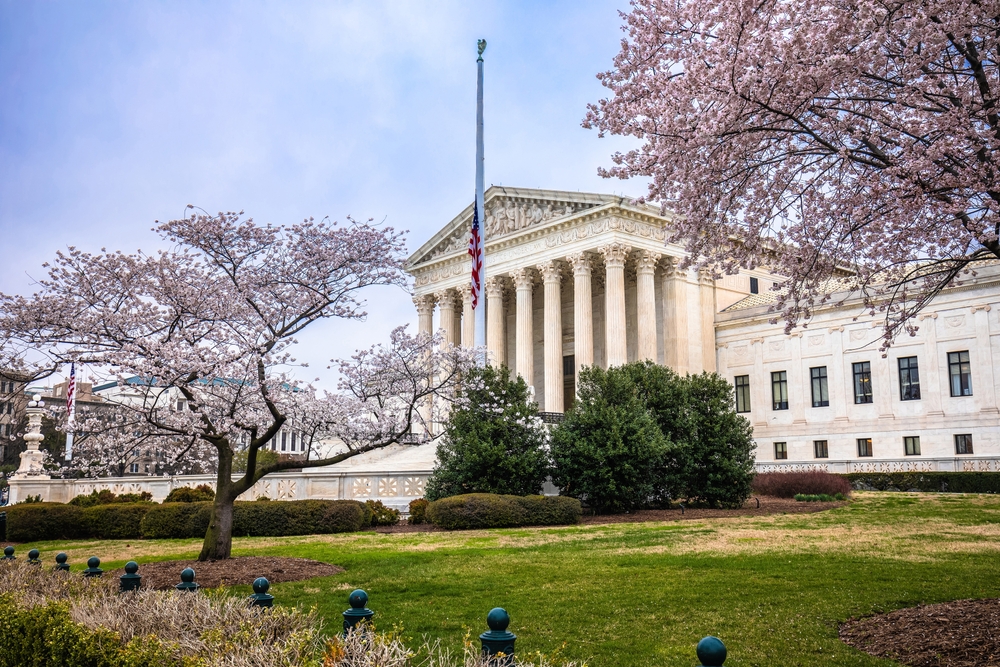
406,186 -> 632,268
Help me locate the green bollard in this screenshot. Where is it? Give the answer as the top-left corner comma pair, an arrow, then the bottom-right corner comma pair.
696,636 -> 727,667
120,561 -> 142,592
342,589 -> 374,635
27,549 -> 41,565
1,546 -> 14,561
480,608 -> 516,665
175,567 -> 199,592
249,577 -> 274,609
54,553 -> 70,571
83,556 -> 103,577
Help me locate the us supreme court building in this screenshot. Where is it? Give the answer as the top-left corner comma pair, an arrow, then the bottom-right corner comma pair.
406,186 -> 1000,473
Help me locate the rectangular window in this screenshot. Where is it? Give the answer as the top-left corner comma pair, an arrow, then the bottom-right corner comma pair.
734,375 -> 751,413
898,356 -> 921,401
129,463 -> 140,473
290,432 -> 297,452
810,367 -> 829,407
774,442 -> 788,460
771,371 -> 788,410
814,440 -> 829,458
750,277 -> 759,294
904,436 -> 921,456
857,438 -> 873,457
853,362 -> 873,404
955,434 -> 974,455
280,431 -> 287,452
948,351 -> 973,397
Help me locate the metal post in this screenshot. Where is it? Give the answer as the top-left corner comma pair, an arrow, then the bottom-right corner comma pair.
83,556 -> 103,577
120,561 -> 141,592
249,577 -> 274,609
696,636 -> 727,667
2,546 -> 14,561
342,589 -> 374,635
480,608 -> 516,665
54,552 -> 70,571
27,549 -> 40,565
175,567 -> 199,592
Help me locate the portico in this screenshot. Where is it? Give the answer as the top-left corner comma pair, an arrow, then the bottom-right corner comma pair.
406,187 -> 756,413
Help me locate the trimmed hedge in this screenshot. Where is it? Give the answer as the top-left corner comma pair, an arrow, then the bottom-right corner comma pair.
408,498 -> 429,525
426,493 -> 582,530
164,484 -> 215,503
0,596 -> 174,667
752,471 -> 852,498
82,503 -> 155,540
142,500 -> 367,539
844,472 -> 1000,494
5,503 -> 86,542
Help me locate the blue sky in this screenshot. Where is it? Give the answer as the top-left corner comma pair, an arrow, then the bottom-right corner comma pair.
0,1 -> 644,387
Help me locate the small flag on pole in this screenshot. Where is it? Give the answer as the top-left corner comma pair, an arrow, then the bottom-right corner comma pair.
65,362 -> 76,461
468,202 -> 484,309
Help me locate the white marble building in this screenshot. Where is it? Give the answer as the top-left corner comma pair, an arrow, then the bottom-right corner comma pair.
408,186 -> 1000,471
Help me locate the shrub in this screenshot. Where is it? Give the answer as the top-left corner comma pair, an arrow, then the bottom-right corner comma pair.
81,503 -> 154,540
426,493 -> 582,530
408,498 -> 429,525
365,500 -> 400,526
752,471 -> 852,498
550,365 -> 675,513
844,472 -> 1000,493
69,489 -> 153,507
230,500 -> 367,537
139,502 -> 213,539
794,493 -> 846,502
426,365 -> 551,500
5,503 -> 85,542
164,484 -> 216,503
15,494 -> 42,504
232,447 -> 279,474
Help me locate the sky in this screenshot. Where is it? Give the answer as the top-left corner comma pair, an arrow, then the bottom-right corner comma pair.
0,0 -> 646,389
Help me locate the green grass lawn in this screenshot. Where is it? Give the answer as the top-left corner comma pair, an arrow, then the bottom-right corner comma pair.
17,492 -> 1000,666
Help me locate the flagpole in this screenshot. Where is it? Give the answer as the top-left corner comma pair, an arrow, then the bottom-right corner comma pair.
474,39 -> 487,362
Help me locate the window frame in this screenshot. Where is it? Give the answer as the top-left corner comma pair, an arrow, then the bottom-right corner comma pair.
897,356 -> 921,401
857,438 -> 873,457
904,436 -> 921,456
948,351 -> 973,397
774,442 -> 788,460
734,375 -> 751,413
810,366 -> 830,407
813,440 -> 829,459
955,434 -> 974,455
853,361 -> 873,404
749,277 -> 759,294
771,371 -> 789,410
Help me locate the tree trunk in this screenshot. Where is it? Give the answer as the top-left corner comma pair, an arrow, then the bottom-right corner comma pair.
199,447 -> 236,561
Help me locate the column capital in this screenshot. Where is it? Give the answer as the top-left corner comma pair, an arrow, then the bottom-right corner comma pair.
485,276 -> 506,299
434,289 -> 458,310
456,283 -> 473,303
634,250 -> 661,274
511,267 -> 535,290
661,256 -> 683,278
536,260 -> 563,283
565,252 -> 593,276
412,294 -> 436,316
599,242 -> 630,268
697,267 -> 716,286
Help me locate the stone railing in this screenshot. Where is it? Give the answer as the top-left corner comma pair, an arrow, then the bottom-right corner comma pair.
6,467 -> 434,511
754,456 -> 1000,475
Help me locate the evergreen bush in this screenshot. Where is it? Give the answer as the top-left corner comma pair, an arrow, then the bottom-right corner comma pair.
426,365 -> 550,500
139,502 -> 213,539
163,484 -> 216,503
364,500 -> 401,526
426,493 -> 582,530
69,489 -> 153,506
550,365 -> 675,513
141,499 -> 366,539
5,503 -> 85,542
81,503 -> 155,540
408,498 -> 429,525
844,471 -> 1000,493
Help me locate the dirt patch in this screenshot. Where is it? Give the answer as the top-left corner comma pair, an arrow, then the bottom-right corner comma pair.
840,598 -> 1000,667
109,556 -> 343,590
581,496 -> 844,524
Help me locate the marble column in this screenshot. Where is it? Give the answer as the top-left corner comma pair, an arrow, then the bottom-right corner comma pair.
435,290 -> 458,349
486,277 -> 506,365
698,268 -> 717,372
828,326 -> 849,421
458,284 -> 475,347
567,252 -> 593,381
662,257 -> 689,374
636,250 -> 661,362
600,243 -> 629,368
972,305 -> 998,413
412,294 -> 436,435
918,312 -> 944,416
512,267 -> 535,388
538,261 -> 564,412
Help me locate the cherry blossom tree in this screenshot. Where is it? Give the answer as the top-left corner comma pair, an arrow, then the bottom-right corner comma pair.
0,211 -> 476,559
585,0 -> 1000,344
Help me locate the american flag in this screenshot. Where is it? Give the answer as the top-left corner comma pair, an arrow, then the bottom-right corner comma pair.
66,362 -> 76,424
468,201 -> 484,308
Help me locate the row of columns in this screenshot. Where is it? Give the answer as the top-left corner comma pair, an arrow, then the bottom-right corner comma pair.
414,246 -> 715,412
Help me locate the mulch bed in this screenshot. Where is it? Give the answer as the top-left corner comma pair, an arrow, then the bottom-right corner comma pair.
375,496 -> 844,532
840,598 -> 1000,667
109,556 -> 343,590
